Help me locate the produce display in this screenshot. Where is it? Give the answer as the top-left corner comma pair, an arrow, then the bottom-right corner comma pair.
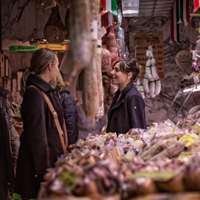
38,119 -> 200,200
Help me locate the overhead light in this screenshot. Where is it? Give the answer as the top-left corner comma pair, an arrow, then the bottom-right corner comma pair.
123,10 -> 139,15
122,0 -> 140,17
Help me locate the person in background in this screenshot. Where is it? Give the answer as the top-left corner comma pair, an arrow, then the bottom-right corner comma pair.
77,103 -> 106,140
14,48 -> 66,199
51,71 -> 79,146
106,59 -> 146,135
0,86 -> 20,199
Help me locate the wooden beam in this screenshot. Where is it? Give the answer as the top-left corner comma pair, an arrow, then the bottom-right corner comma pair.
190,13 -> 200,17
190,50 -> 200,52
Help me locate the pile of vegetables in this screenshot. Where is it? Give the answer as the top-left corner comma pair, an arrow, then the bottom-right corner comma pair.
38,120 -> 200,199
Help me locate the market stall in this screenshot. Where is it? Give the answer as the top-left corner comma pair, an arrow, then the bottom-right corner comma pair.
2,0 -> 200,199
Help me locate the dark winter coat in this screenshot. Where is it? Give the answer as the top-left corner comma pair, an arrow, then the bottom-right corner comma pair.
15,74 -> 65,199
0,87 -> 20,199
60,88 -> 79,146
106,83 -> 147,135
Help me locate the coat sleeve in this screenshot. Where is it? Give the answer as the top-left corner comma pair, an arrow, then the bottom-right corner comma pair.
61,93 -> 79,146
22,88 -> 50,174
127,94 -> 147,129
6,99 -> 20,163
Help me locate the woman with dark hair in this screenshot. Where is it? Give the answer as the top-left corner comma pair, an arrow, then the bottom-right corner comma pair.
14,48 -> 66,199
106,59 -> 146,135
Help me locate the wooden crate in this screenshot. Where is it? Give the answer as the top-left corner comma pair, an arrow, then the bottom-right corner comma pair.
37,183 -> 120,200
130,192 -> 200,200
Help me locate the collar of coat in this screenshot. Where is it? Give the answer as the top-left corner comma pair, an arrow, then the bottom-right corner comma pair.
0,86 -> 9,97
115,82 -> 133,98
27,74 -> 52,92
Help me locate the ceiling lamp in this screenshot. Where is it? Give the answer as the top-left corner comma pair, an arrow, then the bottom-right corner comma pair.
122,0 -> 140,17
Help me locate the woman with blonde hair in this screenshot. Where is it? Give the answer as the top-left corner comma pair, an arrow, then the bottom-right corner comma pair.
52,71 -> 79,146
15,48 -> 66,199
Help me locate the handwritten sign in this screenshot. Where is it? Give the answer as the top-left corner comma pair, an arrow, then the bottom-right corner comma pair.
38,44 -> 69,51
133,32 -> 164,80
9,44 -> 69,52
9,46 -> 38,52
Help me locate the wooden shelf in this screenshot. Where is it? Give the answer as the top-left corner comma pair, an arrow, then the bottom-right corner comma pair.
190,50 -> 200,52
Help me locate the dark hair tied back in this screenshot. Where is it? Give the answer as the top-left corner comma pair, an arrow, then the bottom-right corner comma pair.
119,58 -> 140,82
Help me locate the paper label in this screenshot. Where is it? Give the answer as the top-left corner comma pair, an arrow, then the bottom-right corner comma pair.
90,20 -> 98,40
96,40 -> 102,54
130,171 -> 179,182
179,133 -> 198,147
194,75 -> 199,83
101,26 -> 107,38
193,123 -> 200,133
146,50 -> 153,57
178,152 -> 199,162
57,169 -> 78,190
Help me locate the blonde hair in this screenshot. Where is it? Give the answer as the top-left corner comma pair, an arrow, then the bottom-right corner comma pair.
20,48 -> 57,97
51,71 -> 65,90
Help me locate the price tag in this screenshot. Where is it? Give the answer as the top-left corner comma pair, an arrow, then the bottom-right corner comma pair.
193,123 -> 200,133
130,171 -> 179,182
57,169 -> 78,190
179,133 -> 198,147
96,40 -> 102,54
178,152 -> 199,162
90,20 -> 98,40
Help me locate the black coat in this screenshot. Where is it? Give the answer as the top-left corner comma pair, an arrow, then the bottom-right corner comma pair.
60,88 -> 79,146
106,83 -> 147,135
15,74 -> 65,199
0,87 -> 18,199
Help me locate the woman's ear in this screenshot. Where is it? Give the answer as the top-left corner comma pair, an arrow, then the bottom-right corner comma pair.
48,63 -> 52,71
127,72 -> 133,80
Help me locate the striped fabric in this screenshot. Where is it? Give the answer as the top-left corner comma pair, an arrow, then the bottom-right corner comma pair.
170,0 -> 180,43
